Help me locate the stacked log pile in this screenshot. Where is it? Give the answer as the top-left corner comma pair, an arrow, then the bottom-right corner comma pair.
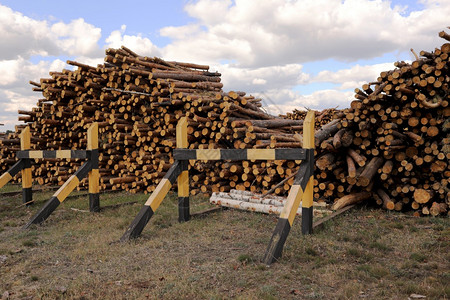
0,30 -> 449,216
283,108 -> 343,129
0,131 -> 20,172
307,31 -> 449,216
0,46 -> 304,194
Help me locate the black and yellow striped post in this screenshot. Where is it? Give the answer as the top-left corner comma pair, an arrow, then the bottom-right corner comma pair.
20,127 -> 33,205
301,112 -> 315,235
24,160 -> 92,228
120,161 -> 182,241
87,123 -> 100,212
0,160 -> 25,189
23,123 -> 98,227
176,117 -> 190,222
262,111 -> 315,265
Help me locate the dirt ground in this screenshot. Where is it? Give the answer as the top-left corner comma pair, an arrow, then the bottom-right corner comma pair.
0,186 -> 449,299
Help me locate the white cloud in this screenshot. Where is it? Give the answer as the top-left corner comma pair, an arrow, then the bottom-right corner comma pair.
51,18 -> 102,57
0,57 -> 68,131
313,62 -> 395,90
161,29 -> 253,65
259,61 -> 399,114
160,0 -> 450,67
252,78 -> 267,85
0,5 -> 54,59
0,114 -> 19,129
0,57 -> 67,88
217,60 -> 398,109
0,59 -> 21,86
262,89 -> 354,116
184,0 -> 232,25
217,63 -> 310,93
160,24 -> 201,40
0,5 -> 102,60
1,89 -> 36,113
105,25 -> 161,57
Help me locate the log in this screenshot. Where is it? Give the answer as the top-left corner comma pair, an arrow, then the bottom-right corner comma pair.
315,119 -> 340,147
331,192 -> 371,210
357,157 -> 384,187
377,189 -> 395,210
413,189 -> 432,204
232,119 -> 303,129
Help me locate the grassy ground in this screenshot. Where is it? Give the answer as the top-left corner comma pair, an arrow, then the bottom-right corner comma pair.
0,185 -> 448,299
0,184 -> 23,193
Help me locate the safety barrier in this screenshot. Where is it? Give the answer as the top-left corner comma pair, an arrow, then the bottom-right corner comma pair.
121,112 -> 315,265
0,123 -> 100,227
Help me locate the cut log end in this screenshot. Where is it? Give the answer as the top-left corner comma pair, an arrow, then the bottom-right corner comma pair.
413,189 -> 432,204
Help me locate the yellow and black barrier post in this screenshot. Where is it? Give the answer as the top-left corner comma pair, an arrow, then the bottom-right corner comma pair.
120,143 -> 310,241
120,161 -> 183,241
262,111 -> 315,265
23,123 -> 99,228
0,160 -> 25,189
301,111 -> 315,234
121,114 -> 315,266
88,123 -> 100,212
24,161 -> 93,228
20,127 -> 33,205
0,127 -> 33,204
177,117 -> 190,222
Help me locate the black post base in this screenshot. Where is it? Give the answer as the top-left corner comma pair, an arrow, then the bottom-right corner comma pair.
178,196 -> 190,222
301,207 -> 313,235
22,187 -> 33,206
24,197 -> 60,228
262,218 -> 291,265
89,193 -> 100,212
120,206 -> 154,242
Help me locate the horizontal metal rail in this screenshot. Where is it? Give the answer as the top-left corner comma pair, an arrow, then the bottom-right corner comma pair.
16,150 -> 97,160
173,148 -> 306,161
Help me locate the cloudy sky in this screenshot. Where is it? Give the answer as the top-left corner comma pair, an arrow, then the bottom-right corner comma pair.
0,0 -> 449,131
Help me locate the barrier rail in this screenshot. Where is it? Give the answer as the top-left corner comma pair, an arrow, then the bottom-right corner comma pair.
0,123 -> 100,227
120,112 -> 315,265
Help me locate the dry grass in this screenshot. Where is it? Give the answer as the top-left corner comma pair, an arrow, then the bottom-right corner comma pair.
0,186 -> 449,299
0,184 -> 22,193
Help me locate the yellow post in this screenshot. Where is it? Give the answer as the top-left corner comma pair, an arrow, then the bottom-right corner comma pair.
20,127 -> 32,205
303,111 -> 315,149
301,110 -> 315,234
25,122 -> 101,227
177,117 -> 190,222
87,122 -> 98,151
87,122 -> 100,212
263,110 -> 315,264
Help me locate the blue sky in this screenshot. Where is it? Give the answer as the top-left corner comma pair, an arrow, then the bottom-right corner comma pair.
0,0 -> 192,46
0,0 -> 448,130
